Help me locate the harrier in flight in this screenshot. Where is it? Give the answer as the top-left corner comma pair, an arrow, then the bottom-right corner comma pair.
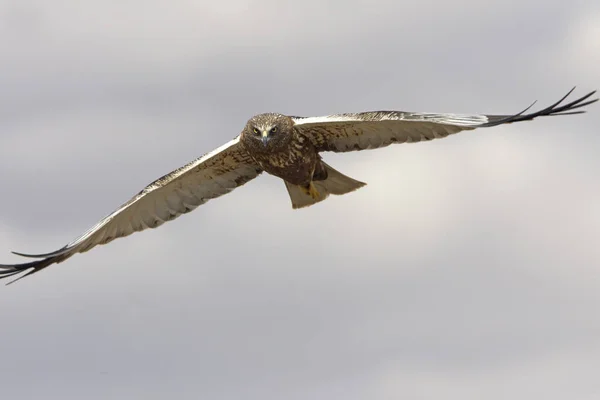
1,88 -> 597,283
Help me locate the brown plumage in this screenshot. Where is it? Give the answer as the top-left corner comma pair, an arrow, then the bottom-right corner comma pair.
1,88 -> 597,283
240,113 -> 365,207
241,113 -> 314,186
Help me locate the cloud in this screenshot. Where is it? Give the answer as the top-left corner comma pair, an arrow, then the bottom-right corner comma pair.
372,345 -> 600,400
0,0 -> 599,399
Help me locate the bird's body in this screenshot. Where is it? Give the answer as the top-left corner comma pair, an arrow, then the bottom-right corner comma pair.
241,115 -> 318,186
240,113 -> 340,202
0,88 -> 597,283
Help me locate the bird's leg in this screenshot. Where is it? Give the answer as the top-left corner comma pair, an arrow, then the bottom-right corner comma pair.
312,161 -> 328,181
301,182 -> 321,200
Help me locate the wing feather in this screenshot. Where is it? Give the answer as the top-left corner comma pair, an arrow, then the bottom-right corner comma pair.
293,88 -> 597,153
0,136 -> 262,284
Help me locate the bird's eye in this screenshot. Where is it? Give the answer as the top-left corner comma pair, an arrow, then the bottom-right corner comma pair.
270,127 -> 277,133
253,127 -> 259,134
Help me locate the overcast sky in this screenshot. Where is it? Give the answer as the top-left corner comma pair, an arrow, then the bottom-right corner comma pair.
0,0 -> 599,399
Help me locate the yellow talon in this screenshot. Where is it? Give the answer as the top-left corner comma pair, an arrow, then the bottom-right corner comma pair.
302,182 -> 321,200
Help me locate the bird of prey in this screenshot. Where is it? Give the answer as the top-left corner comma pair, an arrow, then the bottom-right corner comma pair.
1,88 -> 597,284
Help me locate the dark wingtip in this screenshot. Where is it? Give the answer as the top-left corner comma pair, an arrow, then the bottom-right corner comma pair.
0,255 -> 66,285
482,87 -> 598,127
0,266 -> 35,285
515,100 -> 538,117
4,270 -> 35,285
11,245 -> 70,259
11,251 -> 37,258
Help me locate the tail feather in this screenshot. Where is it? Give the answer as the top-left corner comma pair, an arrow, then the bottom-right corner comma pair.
285,162 -> 366,209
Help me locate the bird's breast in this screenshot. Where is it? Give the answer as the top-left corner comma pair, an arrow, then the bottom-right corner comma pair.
252,135 -> 317,186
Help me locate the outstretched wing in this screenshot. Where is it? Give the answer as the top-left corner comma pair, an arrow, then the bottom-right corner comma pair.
0,136 -> 262,284
293,88 -> 597,152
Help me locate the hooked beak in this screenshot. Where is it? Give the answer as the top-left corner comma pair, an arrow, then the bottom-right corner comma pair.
261,131 -> 269,146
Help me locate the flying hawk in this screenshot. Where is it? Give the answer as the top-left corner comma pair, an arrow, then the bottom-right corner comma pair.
1,88 -> 597,284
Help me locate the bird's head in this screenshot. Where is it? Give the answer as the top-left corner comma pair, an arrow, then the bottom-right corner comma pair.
241,113 -> 294,153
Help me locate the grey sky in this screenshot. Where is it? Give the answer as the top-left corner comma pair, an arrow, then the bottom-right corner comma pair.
0,0 -> 599,399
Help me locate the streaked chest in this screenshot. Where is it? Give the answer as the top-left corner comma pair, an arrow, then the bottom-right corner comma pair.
252,133 -> 317,184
